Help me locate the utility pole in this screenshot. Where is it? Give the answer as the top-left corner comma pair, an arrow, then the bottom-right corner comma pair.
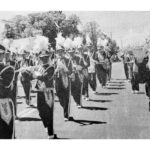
120,38 -> 123,49
110,32 -> 112,39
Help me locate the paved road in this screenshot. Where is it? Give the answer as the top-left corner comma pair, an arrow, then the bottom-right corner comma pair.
15,62 -> 150,139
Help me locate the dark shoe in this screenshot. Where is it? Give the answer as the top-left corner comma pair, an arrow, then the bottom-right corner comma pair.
68,116 -> 74,121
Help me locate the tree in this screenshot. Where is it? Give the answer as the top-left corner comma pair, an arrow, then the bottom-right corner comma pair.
107,38 -> 119,55
60,14 -> 81,38
83,21 -> 101,50
3,23 -> 16,39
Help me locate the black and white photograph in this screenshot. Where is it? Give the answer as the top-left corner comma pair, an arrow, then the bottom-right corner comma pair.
1,8 -> 150,141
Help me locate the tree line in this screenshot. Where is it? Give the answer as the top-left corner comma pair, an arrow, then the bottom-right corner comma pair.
2,11 -> 119,55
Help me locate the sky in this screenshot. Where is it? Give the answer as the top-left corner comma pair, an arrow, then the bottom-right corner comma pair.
0,11 -> 150,47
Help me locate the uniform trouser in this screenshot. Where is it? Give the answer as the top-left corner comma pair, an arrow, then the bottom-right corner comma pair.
145,82 -> 150,98
131,72 -> 139,91
145,71 -> 150,98
82,74 -> 89,97
0,102 -> 14,139
11,82 -> 17,115
124,63 -> 129,79
96,64 -> 107,86
20,77 -> 31,102
55,76 -> 70,118
88,72 -> 97,91
37,91 -> 54,136
107,64 -> 112,81
71,73 -> 82,106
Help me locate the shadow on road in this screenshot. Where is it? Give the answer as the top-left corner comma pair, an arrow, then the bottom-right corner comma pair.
17,102 -> 23,104
55,137 -> 70,139
89,99 -> 112,103
111,78 -> 126,81
68,117 -> 107,126
17,96 -> 26,99
17,117 -> 41,121
81,106 -> 108,111
136,92 -> 145,94
106,87 -> 125,90
108,84 -> 125,87
17,95 -> 36,99
29,105 -> 37,109
95,92 -> 118,96
55,100 -> 59,102
109,81 -> 125,84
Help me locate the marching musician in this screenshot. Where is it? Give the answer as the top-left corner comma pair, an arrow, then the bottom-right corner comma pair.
80,46 -> 90,101
5,50 -> 20,117
33,49 -> 56,139
0,45 -> 15,139
20,50 -> 32,106
94,46 -> 108,88
69,48 -> 83,108
55,48 -> 72,121
120,52 -> 130,80
88,47 -> 97,93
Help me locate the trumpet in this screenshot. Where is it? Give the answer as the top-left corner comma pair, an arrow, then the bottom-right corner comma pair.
15,64 -> 47,79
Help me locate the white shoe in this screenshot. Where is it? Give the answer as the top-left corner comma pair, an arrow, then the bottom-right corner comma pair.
93,91 -> 97,94
134,90 -> 139,94
77,105 -> 81,108
64,118 -> 68,121
85,97 -> 89,101
48,135 -> 54,139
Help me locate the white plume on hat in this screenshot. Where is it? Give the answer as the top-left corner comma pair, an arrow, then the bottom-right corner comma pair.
73,36 -> 83,48
86,34 -> 91,46
19,38 -> 31,52
97,37 -> 102,47
63,38 -> 74,50
2,39 -> 11,49
9,47 -> 17,54
33,35 -> 49,53
55,32 -> 65,50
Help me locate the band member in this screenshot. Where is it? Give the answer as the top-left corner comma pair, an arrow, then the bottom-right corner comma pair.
55,48 -> 72,121
81,47 -> 90,101
20,50 -> 32,106
0,45 -> 15,139
121,52 -> 130,80
69,48 -> 83,108
33,49 -> 56,139
105,50 -> 112,82
94,46 -> 108,88
88,48 -> 97,93
131,54 -> 148,94
5,50 -> 20,116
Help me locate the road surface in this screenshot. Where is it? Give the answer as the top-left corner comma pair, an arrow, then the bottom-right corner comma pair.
15,62 -> 150,139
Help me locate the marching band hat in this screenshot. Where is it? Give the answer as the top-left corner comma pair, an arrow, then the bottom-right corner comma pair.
0,44 -> 6,53
98,45 -> 104,50
68,48 -> 75,54
57,47 -> 65,53
5,49 -> 11,54
39,50 -> 50,57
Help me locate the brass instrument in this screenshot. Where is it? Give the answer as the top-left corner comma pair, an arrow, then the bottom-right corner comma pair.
55,58 -> 69,89
72,60 -> 84,83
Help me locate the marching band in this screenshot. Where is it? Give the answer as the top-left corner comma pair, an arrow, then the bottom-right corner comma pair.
0,35 -> 113,139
